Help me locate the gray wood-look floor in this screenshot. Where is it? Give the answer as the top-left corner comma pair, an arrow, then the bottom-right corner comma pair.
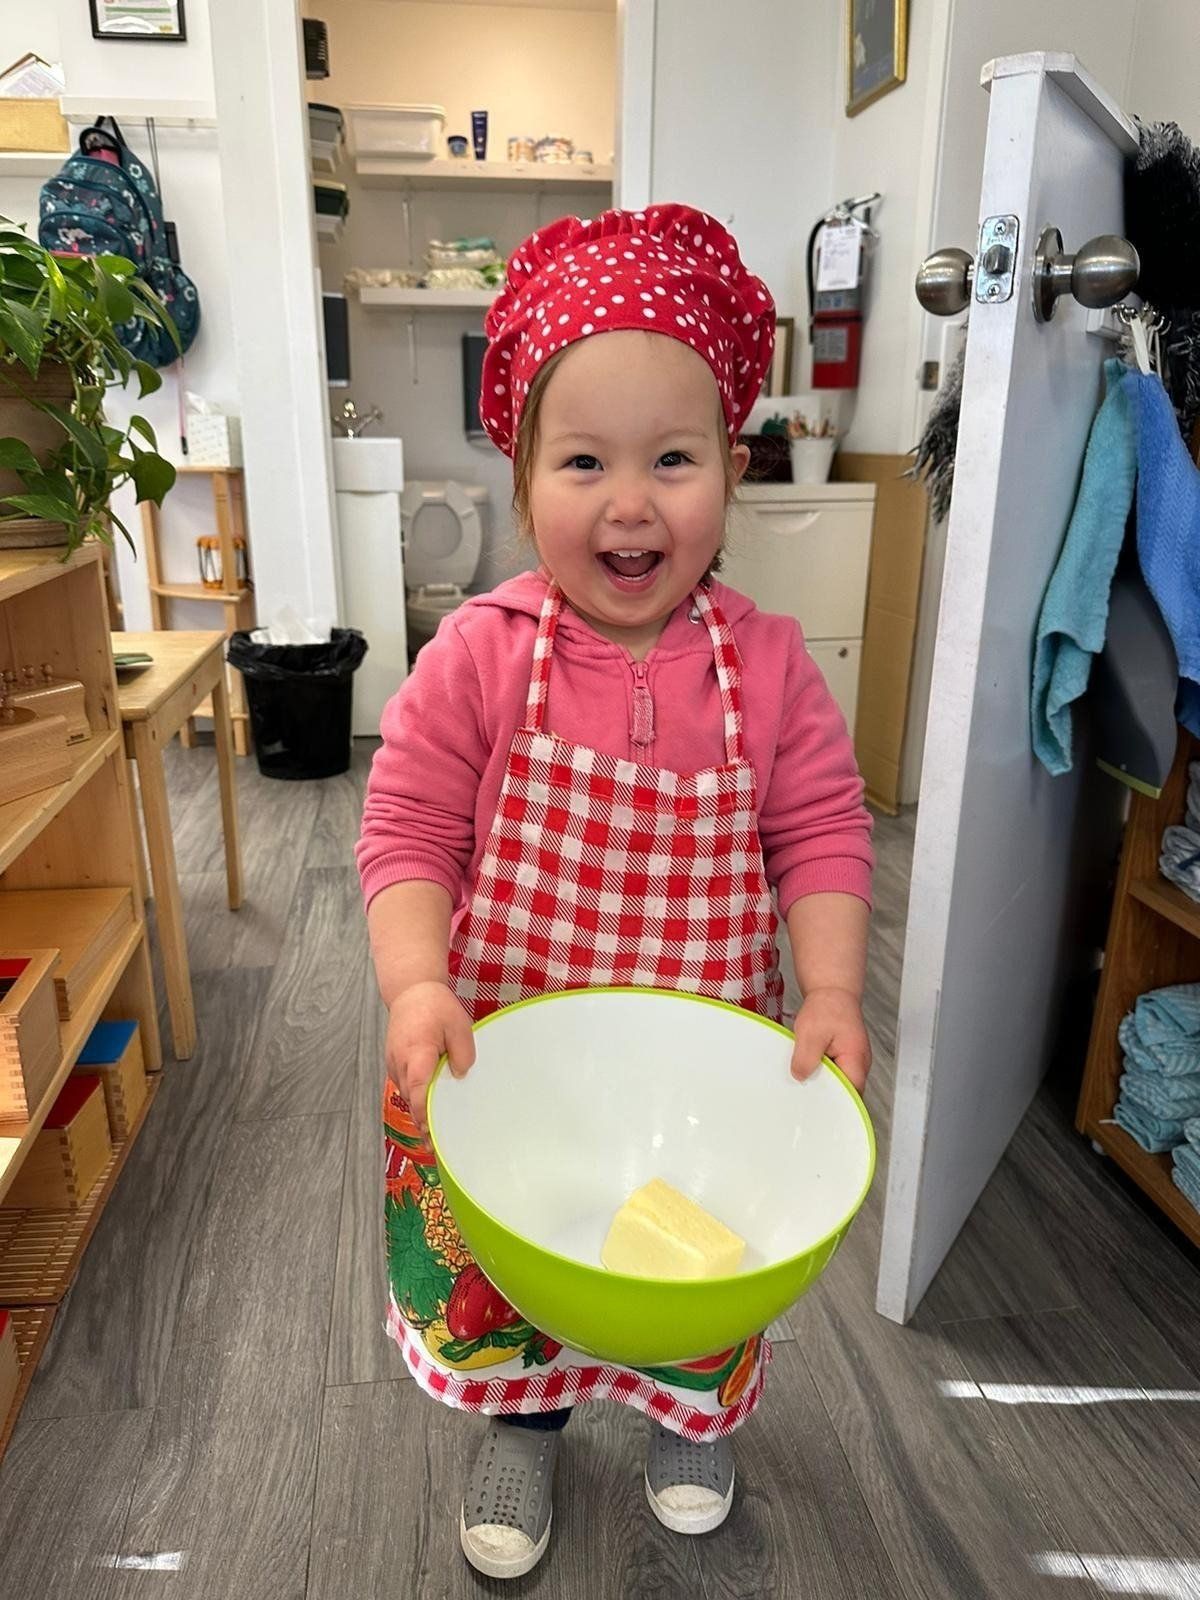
2,742 -> 1200,1598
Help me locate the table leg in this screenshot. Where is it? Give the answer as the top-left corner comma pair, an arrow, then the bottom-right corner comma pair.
132,721 -> 197,1060
211,665 -> 244,911
127,758 -> 150,905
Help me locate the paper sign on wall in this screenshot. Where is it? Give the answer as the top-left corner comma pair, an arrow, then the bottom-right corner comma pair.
816,224 -> 862,292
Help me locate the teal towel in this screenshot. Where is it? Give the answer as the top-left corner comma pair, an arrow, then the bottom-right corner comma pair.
1187,1117 -> 1200,1148
1032,359 -> 1138,775
1114,1098 -> 1187,1153
1132,983 -> 1200,1063
1117,1011 -> 1200,1078
1133,372 -> 1200,738
1119,1068 -> 1200,1120
1173,1144 -> 1200,1215
1175,1142 -> 1200,1187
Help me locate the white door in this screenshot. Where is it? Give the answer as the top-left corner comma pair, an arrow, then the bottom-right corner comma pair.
877,54 -> 1141,1323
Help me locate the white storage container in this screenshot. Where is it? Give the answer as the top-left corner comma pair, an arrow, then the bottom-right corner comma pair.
347,103 -> 446,161
308,102 -> 344,173
186,411 -> 243,468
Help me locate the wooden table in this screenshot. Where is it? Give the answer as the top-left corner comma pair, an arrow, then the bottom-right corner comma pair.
113,632 -> 243,1059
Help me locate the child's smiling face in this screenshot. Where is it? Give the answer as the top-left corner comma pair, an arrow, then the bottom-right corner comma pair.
528,330 -> 749,654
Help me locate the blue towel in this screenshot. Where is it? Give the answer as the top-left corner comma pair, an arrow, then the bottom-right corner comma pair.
1119,1068 -> 1200,1119
1161,824 -> 1200,902
1114,1097 -> 1188,1153
1175,1157 -> 1200,1216
1174,1143 -> 1200,1215
1133,372 -> 1200,738
1118,1006 -> 1200,1077
1131,982 -> 1200,1052
1032,360 -> 1138,774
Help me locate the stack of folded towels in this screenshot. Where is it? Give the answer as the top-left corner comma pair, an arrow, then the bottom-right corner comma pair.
1160,762 -> 1200,904
1113,985 -> 1200,1189
1175,1118 -> 1200,1213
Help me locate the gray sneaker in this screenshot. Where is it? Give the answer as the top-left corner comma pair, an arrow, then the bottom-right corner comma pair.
645,1422 -> 735,1534
460,1422 -> 560,1579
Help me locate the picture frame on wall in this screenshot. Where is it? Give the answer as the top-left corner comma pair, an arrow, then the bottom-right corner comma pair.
765,317 -> 795,398
90,0 -> 187,42
846,0 -> 908,117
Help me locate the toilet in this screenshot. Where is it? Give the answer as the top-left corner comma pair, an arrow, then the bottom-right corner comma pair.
401,479 -> 489,654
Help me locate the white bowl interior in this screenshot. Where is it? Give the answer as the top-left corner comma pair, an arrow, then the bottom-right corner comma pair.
431,991 -> 873,1274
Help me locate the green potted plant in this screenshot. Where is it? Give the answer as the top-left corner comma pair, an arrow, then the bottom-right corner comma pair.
0,219 -> 179,554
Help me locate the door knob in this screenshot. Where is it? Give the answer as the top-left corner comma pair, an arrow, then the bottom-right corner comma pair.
915,247 -> 974,316
1032,227 -> 1140,323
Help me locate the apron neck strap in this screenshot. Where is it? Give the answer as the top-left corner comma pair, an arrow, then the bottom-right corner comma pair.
526,580 -> 746,763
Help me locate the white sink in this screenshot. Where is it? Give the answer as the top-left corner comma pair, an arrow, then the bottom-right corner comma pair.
331,435 -> 404,493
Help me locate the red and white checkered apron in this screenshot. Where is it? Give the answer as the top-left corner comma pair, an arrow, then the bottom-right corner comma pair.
383,582 -> 783,1438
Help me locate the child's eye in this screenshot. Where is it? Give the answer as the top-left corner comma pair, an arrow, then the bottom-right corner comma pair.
658,451 -> 693,468
566,454 -> 601,471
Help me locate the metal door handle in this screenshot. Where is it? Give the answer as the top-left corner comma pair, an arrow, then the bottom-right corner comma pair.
915,247 -> 974,316
1032,227 -> 1139,322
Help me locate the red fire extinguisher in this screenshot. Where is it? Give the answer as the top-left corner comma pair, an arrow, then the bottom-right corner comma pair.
807,193 -> 879,390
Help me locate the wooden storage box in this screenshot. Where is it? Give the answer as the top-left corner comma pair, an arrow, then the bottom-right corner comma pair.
5,673 -> 90,744
0,890 -> 134,1021
0,1310 -> 18,1423
0,706 -> 71,807
3,1074 -> 110,1210
0,98 -> 68,154
0,950 -> 61,1124
74,1020 -> 146,1142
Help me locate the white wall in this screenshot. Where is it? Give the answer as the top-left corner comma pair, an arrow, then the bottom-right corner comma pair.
0,1 -> 241,632
648,0 -> 838,390
1126,0 -> 1200,137
306,0 -> 616,589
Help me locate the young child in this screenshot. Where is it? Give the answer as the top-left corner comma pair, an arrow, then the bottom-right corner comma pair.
358,204 -> 873,1580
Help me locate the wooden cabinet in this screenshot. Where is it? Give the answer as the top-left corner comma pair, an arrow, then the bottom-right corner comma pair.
0,547 -> 162,1459
722,483 -> 875,734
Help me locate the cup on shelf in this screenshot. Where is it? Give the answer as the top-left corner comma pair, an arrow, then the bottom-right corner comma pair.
447,134 -> 469,159
790,437 -> 837,484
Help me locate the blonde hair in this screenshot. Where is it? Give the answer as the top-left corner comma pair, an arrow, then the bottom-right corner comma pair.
510,346 -> 743,545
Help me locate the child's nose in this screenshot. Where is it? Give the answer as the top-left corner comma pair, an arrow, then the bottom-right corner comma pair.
605,475 -> 655,527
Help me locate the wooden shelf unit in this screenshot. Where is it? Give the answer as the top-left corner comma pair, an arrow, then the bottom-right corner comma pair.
0,547 -> 163,1458
1077,728 -> 1200,1249
140,465 -> 256,756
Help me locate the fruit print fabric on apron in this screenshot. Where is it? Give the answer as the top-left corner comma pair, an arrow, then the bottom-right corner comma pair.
382,581 -> 784,1439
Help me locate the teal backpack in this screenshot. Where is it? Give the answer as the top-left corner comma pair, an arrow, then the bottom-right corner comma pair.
39,116 -> 200,368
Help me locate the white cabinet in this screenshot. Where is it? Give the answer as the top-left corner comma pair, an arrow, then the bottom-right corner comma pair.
721,482 -> 875,733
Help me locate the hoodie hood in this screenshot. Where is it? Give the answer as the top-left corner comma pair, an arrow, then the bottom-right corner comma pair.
463,567 -> 759,656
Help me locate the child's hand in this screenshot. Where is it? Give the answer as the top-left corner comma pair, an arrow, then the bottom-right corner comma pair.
386,981 -> 476,1138
790,987 -> 872,1093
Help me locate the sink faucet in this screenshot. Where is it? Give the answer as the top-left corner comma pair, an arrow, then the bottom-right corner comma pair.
332,399 -> 383,439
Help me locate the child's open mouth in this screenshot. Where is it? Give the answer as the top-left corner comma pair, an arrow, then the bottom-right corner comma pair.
598,549 -> 664,590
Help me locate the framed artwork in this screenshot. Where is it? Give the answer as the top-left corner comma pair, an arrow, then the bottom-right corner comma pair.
846,0 -> 908,117
765,316 -> 795,398
90,0 -> 187,42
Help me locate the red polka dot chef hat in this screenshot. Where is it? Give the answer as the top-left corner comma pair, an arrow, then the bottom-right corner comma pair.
480,203 -> 776,457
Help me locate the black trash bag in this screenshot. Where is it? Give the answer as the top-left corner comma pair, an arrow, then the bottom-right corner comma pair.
227,627 -> 368,780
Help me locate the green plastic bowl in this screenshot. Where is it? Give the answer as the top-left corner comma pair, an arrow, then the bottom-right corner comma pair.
428,988 -> 875,1368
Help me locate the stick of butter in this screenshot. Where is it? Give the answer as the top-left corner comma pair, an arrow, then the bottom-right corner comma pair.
601,1178 -> 746,1279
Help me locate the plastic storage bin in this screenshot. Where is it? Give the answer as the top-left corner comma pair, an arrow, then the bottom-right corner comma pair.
347,103 -> 446,160
308,102 -> 345,173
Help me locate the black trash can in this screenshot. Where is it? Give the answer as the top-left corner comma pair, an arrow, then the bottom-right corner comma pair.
228,628 -> 368,780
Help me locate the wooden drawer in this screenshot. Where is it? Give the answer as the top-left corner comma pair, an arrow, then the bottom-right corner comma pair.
807,639 -> 862,736
0,950 -> 61,1124
73,1020 -> 147,1142
724,501 -> 872,640
3,1075 -> 111,1211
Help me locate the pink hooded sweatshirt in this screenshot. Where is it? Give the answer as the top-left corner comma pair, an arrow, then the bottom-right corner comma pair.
357,570 -> 873,919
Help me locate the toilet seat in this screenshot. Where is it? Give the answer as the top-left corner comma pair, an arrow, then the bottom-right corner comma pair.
401,480 -> 483,593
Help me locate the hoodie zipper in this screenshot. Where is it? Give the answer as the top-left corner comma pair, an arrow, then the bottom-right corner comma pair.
630,660 -> 655,752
